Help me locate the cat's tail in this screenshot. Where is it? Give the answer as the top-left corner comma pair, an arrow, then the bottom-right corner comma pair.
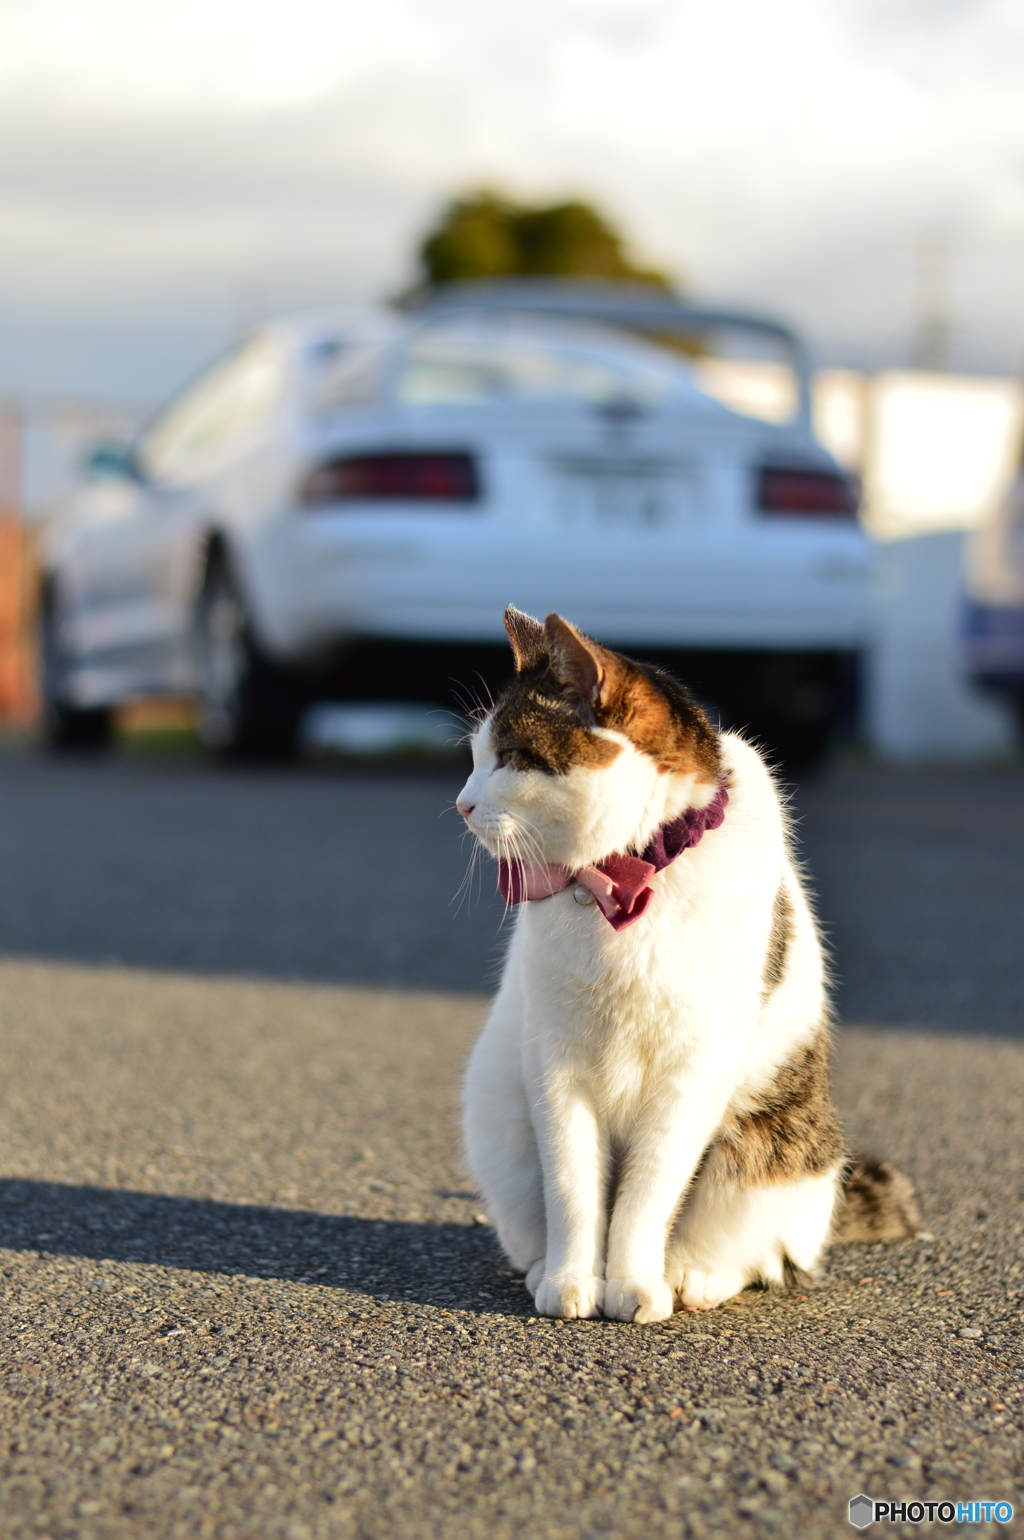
831,1154 -> 920,1243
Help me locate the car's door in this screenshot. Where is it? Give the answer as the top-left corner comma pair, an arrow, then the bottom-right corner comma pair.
64,464 -> 195,687
68,336 -> 287,686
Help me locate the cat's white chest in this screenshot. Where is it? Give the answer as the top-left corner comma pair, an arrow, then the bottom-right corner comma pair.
518,890 -> 708,1099
519,854 -> 724,1011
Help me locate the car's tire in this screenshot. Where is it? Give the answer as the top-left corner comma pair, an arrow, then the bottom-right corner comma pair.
194,554 -> 305,760
733,652 -> 849,773
39,585 -> 114,751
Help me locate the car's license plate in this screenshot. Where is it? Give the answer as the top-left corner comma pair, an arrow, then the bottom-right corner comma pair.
552,462 -> 693,527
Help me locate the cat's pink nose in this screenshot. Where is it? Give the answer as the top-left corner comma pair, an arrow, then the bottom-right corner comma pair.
456,799 -> 475,818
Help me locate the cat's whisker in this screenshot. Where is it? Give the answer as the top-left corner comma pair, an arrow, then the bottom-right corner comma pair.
470,671 -> 497,714
453,709 -> 485,748
469,839 -> 484,914
465,846 -> 485,916
493,828 -> 512,919
496,826 -> 522,924
502,826 -> 521,871
509,816 -> 547,870
424,706 -> 470,751
448,679 -> 490,726
497,811 -> 547,877
452,826 -> 483,914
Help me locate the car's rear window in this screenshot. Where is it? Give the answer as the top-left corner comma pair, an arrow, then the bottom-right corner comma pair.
394,318 -> 708,410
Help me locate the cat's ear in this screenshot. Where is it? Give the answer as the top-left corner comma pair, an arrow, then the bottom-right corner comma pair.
544,614 -> 616,707
504,606 -> 547,671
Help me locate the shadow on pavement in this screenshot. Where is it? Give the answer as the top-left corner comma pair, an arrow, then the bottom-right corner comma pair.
0,1178 -> 528,1316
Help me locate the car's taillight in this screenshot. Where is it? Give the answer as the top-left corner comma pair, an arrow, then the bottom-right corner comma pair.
301,451 -> 480,507
757,466 -> 858,519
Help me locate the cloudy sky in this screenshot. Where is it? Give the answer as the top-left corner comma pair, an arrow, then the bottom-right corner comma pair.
2,0 -> 1024,399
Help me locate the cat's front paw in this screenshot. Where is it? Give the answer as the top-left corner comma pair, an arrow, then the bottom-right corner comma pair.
533,1271 -> 604,1320
603,1275 -> 674,1324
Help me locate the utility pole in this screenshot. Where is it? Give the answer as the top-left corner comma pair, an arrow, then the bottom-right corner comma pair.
912,236 -> 951,372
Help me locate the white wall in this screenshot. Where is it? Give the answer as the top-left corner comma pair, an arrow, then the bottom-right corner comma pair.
866,530 -> 1017,762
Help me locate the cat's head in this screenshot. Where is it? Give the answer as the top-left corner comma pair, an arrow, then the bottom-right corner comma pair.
456,607 -> 721,869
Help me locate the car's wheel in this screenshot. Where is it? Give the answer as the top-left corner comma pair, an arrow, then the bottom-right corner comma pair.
39,585 -> 114,751
194,554 -> 305,759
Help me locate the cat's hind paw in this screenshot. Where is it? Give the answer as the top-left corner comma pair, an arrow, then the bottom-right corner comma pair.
603,1275 -> 674,1324
672,1267 -> 746,1312
532,1271 -> 604,1320
525,1259 -> 546,1295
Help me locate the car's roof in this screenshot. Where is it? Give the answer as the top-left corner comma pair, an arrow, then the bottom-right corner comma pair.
412,281 -> 813,431
266,283 -> 804,359
264,286 -> 814,437
263,305 -> 403,353
410,278 -> 803,354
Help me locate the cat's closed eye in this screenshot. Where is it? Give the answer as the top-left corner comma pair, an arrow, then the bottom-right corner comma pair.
499,745 -> 550,771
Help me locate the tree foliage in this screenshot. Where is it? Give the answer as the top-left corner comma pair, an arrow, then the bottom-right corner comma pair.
419,191 -> 672,289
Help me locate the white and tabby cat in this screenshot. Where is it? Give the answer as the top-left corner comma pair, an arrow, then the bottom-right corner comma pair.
458,607 -> 916,1323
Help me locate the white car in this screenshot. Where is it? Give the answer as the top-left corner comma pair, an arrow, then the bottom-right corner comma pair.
41,281 -> 870,763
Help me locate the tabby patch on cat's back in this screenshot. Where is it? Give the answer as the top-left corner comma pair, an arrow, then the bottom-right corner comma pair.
458,607 -> 918,1324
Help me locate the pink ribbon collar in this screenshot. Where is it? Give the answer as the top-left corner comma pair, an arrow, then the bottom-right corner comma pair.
497,782 -> 728,932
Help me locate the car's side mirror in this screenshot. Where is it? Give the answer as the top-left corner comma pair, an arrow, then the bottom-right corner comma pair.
84,439 -> 139,481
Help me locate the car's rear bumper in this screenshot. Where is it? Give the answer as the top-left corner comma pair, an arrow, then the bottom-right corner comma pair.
249,512 -> 874,662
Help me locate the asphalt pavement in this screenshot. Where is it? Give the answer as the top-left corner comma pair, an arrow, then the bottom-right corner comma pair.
0,742 -> 1022,1539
